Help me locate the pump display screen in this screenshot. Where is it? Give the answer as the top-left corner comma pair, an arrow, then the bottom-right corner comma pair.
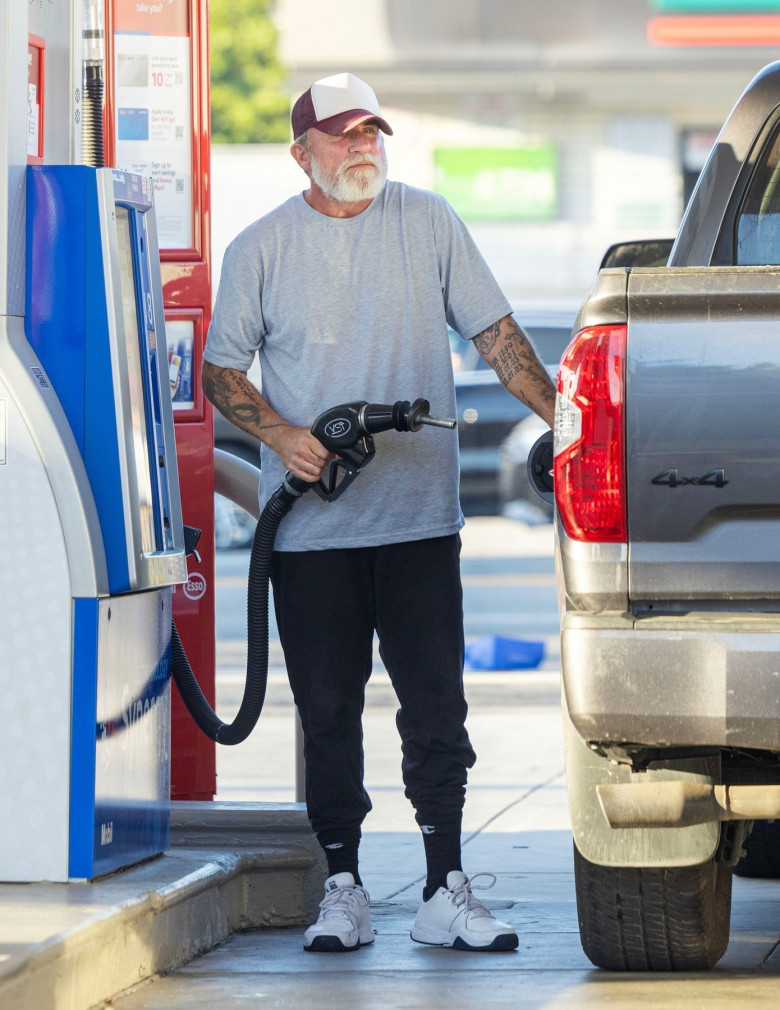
115,206 -> 157,554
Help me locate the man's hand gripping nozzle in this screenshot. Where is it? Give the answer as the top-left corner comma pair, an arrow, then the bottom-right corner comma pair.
280,398 -> 457,503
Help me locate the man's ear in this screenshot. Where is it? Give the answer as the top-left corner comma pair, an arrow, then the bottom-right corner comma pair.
290,141 -> 311,175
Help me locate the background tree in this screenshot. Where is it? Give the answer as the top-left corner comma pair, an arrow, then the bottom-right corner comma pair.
210,0 -> 289,143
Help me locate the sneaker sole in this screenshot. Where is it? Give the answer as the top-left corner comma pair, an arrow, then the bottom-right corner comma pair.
304,933 -> 375,953
411,930 -> 519,952
453,933 -> 519,952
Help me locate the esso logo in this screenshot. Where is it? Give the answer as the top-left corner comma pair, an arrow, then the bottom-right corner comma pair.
183,572 -> 207,600
324,418 -> 351,439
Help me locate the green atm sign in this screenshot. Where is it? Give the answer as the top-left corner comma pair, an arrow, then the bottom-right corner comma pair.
433,146 -> 557,221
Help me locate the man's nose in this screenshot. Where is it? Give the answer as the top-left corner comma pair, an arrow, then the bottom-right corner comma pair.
348,131 -> 377,152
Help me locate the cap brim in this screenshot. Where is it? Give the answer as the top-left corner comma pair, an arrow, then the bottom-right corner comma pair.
314,110 -> 393,137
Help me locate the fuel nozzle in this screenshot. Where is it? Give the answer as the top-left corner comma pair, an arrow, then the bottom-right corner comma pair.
360,398 -> 457,435
309,398 -> 455,459
294,397 -> 456,503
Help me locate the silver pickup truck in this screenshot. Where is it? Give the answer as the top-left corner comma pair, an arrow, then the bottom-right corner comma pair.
536,60 -> 780,971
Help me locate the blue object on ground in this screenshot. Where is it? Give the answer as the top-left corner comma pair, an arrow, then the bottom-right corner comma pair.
465,635 -> 545,670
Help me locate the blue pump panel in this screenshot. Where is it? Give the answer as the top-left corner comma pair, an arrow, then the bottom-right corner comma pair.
69,591 -> 171,879
22,166 -> 184,879
25,166 -> 186,594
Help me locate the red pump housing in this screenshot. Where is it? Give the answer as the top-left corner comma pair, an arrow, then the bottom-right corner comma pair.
106,0 -> 216,799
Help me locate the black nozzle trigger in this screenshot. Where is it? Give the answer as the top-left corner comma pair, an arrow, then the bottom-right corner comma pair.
311,459 -> 362,502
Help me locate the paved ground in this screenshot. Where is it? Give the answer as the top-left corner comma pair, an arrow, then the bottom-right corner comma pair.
212,516 -> 560,811
4,517 -> 779,1009
109,518 -> 780,1010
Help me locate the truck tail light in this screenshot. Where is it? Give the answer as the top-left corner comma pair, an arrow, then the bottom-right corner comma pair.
553,324 -> 627,542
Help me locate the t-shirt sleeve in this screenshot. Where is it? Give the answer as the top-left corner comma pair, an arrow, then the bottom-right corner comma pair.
204,238 -> 266,372
431,195 -> 512,340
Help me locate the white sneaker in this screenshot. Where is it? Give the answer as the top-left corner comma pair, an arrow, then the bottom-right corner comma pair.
303,872 -> 375,952
411,871 -> 519,951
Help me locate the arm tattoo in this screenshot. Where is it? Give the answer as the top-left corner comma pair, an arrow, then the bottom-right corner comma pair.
473,319 -> 501,357
202,363 -> 287,434
493,321 -> 540,386
475,316 -> 556,411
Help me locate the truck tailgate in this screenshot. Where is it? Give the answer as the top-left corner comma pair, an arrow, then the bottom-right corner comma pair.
626,266 -> 780,601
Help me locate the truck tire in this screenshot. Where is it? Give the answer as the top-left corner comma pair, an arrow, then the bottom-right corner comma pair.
734,820 -> 780,879
573,842 -> 732,971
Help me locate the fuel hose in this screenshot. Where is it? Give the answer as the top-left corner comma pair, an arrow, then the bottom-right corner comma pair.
169,477 -> 305,745
168,398 -> 455,745
81,0 -> 105,168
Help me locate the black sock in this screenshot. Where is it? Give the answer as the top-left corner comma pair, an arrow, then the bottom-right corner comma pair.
316,826 -> 362,885
419,818 -> 462,899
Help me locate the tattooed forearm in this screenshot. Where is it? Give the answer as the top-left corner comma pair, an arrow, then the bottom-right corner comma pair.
493,334 -> 536,385
202,360 -> 289,437
474,315 -> 557,427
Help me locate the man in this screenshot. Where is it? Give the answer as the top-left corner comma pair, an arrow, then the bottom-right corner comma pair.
203,72 -> 556,954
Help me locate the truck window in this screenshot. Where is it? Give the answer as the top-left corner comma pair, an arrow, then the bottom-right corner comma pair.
736,121 -> 780,265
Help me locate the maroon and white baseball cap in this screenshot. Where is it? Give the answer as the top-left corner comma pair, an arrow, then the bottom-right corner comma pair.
292,73 -> 393,138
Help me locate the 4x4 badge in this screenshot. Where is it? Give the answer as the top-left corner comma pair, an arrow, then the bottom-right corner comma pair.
651,468 -> 728,488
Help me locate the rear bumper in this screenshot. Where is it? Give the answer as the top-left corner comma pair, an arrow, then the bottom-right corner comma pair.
562,615 -> 780,750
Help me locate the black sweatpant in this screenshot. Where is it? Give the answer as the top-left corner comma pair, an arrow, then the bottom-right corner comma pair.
270,534 -> 477,841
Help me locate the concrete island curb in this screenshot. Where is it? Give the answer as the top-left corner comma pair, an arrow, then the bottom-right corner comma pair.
0,802 -> 326,1010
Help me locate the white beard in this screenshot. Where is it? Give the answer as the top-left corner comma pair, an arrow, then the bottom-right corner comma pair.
310,149 -> 388,204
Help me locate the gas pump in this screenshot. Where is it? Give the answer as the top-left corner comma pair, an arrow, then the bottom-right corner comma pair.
0,0 -> 195,881
7,162 -> 188,882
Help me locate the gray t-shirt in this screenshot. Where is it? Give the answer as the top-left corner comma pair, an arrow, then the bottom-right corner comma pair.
205,180 -> 511,550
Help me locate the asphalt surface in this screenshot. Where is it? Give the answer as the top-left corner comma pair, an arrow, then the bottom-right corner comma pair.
110,517 -> 780,1010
